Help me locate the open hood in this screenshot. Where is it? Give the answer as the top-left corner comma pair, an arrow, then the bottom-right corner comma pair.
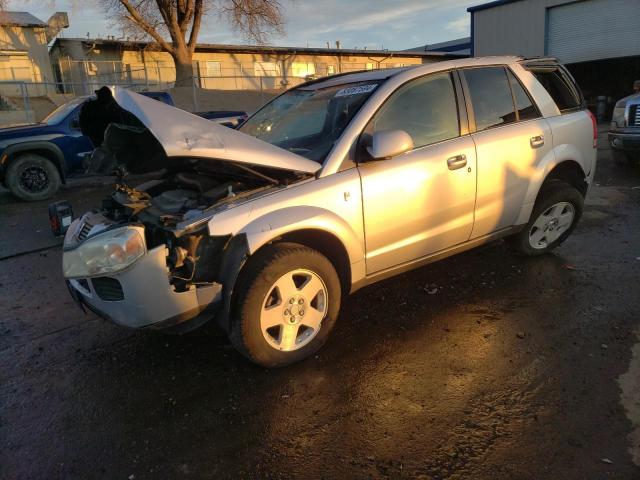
93,87 -> 322,175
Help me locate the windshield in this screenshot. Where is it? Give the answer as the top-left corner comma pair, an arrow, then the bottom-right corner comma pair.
239,81 -> 380,162
43,97 -> 86,125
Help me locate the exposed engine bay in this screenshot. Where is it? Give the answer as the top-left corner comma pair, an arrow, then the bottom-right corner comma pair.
73,89 -> 312,295
71,175 -> 248,296
85,162 -> 299,294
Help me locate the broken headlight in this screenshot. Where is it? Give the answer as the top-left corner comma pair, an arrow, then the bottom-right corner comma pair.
62,226 -> 146,278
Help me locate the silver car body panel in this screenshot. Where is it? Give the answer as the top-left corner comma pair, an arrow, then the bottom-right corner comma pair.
358,135 -> 478,274
160,55 -> 593,293
109,87 -> 322,174
207,168 -> 367,284
470,117 -> 555,238
65,56 -> 596,329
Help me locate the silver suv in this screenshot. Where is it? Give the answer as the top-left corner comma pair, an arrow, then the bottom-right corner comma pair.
63,56 -> 597,367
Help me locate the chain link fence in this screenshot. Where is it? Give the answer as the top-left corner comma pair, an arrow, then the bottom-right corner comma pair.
0,59 -> 404,126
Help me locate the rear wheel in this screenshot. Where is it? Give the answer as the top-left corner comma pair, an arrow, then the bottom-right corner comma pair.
507,182 -> 583,256
230,242 -> 341,368
5,153 -> 61,201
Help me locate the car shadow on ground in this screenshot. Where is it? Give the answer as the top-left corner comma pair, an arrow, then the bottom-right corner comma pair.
65,237 -> 592,476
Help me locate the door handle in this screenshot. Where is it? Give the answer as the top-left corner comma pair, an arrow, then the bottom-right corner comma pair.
447,154 -> 467,170
530,135 -> 544,148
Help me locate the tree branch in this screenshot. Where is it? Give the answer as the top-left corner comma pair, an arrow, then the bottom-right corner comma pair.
119,0 -> 175,54
188,0 -> 204,53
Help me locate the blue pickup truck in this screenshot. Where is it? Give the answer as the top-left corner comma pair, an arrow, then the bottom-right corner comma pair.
0,91 -> 247,201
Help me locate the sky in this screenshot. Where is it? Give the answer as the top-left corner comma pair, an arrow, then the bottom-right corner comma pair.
9,0 -> 473,50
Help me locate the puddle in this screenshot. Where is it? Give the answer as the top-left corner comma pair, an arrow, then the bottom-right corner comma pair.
618,325 -> 640,466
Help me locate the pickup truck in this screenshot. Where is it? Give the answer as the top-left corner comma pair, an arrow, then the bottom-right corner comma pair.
0,90 -> 247,201
609,91 -> 640,164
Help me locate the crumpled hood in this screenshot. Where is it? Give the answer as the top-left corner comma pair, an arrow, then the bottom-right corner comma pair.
109,87 -> 321,174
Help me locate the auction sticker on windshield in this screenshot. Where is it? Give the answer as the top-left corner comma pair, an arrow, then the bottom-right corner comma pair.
335,84 -> 378,97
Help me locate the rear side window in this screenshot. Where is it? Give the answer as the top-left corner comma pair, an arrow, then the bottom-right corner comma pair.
463,67 -> 516,131
532,69 -> 582,112
507,69 -> 540,121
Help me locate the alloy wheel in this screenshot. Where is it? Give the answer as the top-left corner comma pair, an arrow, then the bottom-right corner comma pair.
528,201 -> 575,249
19,166 -> 49,193
260,269 -> 328,351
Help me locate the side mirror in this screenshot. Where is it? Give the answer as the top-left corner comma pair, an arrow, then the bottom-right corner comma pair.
366,129 -> 414,160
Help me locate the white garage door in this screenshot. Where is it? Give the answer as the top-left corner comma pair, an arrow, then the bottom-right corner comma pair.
547,0 -> 640,64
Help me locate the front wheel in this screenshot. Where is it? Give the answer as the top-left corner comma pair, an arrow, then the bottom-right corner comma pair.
5,153 -> 61,201
507,182 -> 584,256
230,243 -> 341,368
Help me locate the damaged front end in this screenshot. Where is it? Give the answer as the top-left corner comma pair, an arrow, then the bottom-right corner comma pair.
62,172 -> 259,331
63,87 -> 319,332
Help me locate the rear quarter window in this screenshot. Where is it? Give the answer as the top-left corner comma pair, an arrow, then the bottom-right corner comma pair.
532,69 -> 582,112
463,66 -> 517,131
506,69 -> 540,121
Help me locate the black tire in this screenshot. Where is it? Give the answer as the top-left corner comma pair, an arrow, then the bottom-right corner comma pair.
229,242 -> 341,368
507,182 -> 583,256
5,153 -> 61,201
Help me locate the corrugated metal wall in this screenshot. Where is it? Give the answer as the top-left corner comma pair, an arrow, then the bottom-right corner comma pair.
472,0 -> 570,57
547,0 -> 640,63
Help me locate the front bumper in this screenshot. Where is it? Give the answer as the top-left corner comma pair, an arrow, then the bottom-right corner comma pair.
608,131 -> 640,151
65,244 -> 222,330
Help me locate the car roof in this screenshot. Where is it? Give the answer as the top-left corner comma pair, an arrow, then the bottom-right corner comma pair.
300,56 -> 527,90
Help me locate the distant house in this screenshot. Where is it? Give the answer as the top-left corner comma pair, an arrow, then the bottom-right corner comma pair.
49,37 -> 458,95
0,11 -> 68,91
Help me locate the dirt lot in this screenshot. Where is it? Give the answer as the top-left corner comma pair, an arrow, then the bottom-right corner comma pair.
1,131 -> 639,479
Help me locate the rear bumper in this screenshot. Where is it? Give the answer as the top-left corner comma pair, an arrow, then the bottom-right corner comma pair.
608,132 -> 640,151
65,245 -> 222,330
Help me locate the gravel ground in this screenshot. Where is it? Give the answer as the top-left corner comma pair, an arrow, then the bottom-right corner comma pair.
1,130 -> 639,479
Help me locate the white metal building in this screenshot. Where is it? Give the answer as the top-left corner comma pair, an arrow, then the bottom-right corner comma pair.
468,0 -> 640,114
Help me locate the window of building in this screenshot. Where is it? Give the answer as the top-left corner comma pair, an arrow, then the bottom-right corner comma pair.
371,72 -> 459,149
254,61 -> 279,77
532,68 -> 582,112
506,69 -> 540,121
204,61 -> 221,77
291,62 -> 316,78
327,65 -> 335,75
463,67 -> 517,131
365,62 -> 374,70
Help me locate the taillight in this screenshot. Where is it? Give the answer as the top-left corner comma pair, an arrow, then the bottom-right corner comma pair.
587,109 -> 597,148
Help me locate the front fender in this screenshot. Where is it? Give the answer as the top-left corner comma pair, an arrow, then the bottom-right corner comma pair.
236,205 -> 365,266
210,207 -> 365,332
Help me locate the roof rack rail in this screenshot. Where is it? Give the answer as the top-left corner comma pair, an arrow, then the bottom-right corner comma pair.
519,56 -> 560,72
518,56 -> 557,62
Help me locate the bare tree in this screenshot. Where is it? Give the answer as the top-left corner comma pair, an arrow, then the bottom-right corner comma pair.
103,0 -> 284,87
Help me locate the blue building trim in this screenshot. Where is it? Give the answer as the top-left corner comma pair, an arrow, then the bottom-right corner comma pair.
467,0 -> 523,13
543,7 -> 549,55
429,42 -> 471,53
470,12 -> 475,56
